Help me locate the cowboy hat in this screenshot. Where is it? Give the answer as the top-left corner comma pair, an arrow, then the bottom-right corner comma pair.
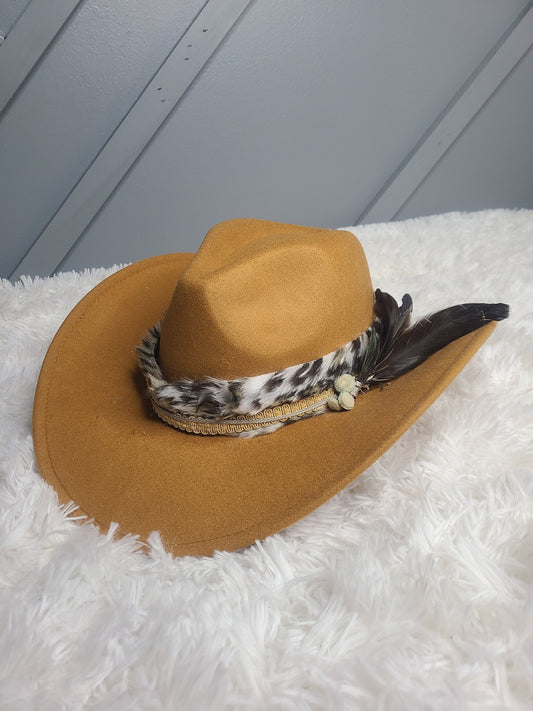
33,219 -> 508,556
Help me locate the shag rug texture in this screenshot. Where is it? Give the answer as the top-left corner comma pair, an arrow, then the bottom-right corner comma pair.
1,210 -> 532,711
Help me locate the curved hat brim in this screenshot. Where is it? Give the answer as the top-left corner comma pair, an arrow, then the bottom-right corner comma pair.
33,255 -> 497,556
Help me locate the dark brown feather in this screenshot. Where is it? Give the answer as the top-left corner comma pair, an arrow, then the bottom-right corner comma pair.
357,289 -> 509,385
369,296 -> 509,383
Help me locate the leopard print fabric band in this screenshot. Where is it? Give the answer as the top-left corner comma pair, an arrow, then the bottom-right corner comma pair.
137,290 -> 509,438
136,318 -> 375,438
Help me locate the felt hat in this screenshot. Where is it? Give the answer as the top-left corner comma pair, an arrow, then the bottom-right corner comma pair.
33,219 -> 507,556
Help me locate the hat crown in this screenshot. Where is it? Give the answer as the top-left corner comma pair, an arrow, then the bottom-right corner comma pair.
159,219 -> 374,381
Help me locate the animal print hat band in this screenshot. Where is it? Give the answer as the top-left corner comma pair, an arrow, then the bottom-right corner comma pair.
137,290 -> 508,438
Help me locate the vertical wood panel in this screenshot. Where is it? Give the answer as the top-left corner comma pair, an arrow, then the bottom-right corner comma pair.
0,0 -> 31,38
0,0 -> 206,278
356,2 -> 533,224
9,0 -> 254,281
0,0 -> 82,116
394,45 -> 533,221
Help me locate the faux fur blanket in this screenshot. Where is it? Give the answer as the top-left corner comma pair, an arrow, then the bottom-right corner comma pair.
1,210 -> 532,710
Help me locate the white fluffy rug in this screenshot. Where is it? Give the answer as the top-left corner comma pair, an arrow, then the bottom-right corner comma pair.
1,210 -> 532,710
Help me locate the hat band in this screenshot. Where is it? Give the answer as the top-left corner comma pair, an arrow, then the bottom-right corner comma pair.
149,387 -> 335,436
136,316 -> 371,438
137,291 -> 509,438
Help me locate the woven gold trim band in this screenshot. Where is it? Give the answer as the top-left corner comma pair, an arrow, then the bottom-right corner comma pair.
150,388 -> 335,436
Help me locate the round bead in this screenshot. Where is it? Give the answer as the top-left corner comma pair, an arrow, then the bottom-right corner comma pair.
338,391 -> 355,410
327,396 -> 342,411
334,373 -> 357,393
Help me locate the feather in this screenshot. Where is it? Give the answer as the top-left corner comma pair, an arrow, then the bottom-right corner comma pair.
371,291 -> 412,369
357,290 -> 411,382
366,293 -> 509,383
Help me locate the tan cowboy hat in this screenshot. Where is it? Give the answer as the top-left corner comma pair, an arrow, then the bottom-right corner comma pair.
33,219 -> 508,556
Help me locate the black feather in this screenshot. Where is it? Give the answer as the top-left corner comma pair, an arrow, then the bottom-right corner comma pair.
373,290 -> 413,355
358,291 -> 508,385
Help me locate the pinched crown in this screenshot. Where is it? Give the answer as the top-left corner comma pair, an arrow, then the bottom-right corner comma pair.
158,219 -> 374,381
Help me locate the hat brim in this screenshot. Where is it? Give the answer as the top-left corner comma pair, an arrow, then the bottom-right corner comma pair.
33,254 -> 497,556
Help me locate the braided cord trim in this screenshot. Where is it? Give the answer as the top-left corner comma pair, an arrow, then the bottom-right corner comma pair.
149,388 -> 334,435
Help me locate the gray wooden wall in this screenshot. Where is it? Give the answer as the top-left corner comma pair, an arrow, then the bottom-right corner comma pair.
1,0 -> 532,280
